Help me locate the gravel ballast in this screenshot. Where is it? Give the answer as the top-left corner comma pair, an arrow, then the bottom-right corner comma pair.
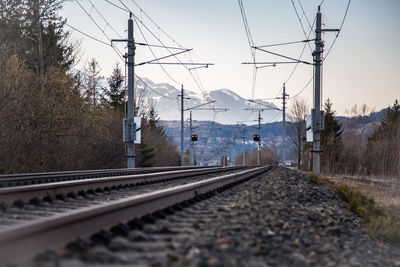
40,166 -> 400,266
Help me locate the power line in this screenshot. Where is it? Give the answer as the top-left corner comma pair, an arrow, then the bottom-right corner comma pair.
87,0 -> 123,39
290,0 -> 313,53
238,0 -> 257,100
133,15 -> 182,85
136,75 -> 176,100
129,0 -> 186,49
67,5 -> 174,101
324,0 -> 351,61
290,76 -> 313,99
65,23 -> 110,46
105,0 -> 208,104
119,0 -> 215,107
273,0 -> 321,100
74,0 -> 125,60
297,0 -> 313,32
104,0 -> 130,13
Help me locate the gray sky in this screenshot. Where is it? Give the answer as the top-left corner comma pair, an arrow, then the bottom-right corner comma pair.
61,0 -> 400,115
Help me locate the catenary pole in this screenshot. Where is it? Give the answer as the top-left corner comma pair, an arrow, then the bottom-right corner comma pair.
312,6 -> 340,174
282,83 -> 288,166
127,14 -> 135,168
180,85 -> 184,166
242,126 -> 246,166
258,110 -> 261,166
189,110 -> 194,166
313,7 -> 322,175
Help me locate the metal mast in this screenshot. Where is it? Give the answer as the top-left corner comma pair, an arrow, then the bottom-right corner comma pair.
189,110 -> 194,166
242,126 -> 246,166
282,83 -> 288,166
312,6 -> 339,175
127,14 -> 135,168
180,85 -> 184,166
258,110 -> 261,166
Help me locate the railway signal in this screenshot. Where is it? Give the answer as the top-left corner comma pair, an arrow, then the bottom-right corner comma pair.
191,134 -> 198,141
253,134 -> 260,142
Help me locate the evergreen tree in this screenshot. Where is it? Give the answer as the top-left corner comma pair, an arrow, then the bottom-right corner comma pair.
136,143 -> 155,167
148,103 -> 164,135
321,98 -> 342,173
366,99 -> 400,175
0,0 -> 74,74
372,99 -> 400,139
83,58 -> 103,107
104,63 -> 125,111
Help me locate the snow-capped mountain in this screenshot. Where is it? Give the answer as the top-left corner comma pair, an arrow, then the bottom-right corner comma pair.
137,78 -> 281,125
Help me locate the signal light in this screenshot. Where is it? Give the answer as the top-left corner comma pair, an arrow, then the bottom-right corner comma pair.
253,134 -> 260,141
191,134 -> 198,141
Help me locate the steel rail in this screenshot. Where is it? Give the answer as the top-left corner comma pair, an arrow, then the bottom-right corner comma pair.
0,166 -> 212,188
0,166 -> 243,205
0,166 -> 269,266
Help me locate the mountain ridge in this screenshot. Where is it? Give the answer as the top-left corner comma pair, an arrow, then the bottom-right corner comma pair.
137,78 -> 281,125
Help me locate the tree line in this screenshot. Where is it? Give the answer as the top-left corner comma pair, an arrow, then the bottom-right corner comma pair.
0,0 -> 180,174
288,97 -> 400,177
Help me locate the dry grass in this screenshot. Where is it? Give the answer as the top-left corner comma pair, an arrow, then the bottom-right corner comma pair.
324,175 -> 400,218
322,174 -> 400,246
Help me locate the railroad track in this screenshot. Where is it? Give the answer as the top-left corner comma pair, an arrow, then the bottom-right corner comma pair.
0,166 -> 269,266
0,166 -> 243,205
0,166 -> 212,188
0,166 -> 244,226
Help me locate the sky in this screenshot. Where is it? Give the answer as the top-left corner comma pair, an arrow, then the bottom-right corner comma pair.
61,0 -> 400,116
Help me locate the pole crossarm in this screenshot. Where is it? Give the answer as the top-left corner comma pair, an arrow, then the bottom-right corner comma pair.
189,65 -> 209,71
184,100 -> 216,111
145,62 -> 214,66
192,108 -> 229,111
247,100 -> 282,111
251,46 -> 313,65
135,42 -> 189,50
257,39 -> 316,48
135,49 -> 192,66
321,29 -> 340,32
242,61 -> 300,65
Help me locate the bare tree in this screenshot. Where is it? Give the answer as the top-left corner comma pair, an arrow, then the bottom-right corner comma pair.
287,98 -> 309,169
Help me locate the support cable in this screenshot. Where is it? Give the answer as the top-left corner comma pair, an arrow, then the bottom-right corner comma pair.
290,0 -> 313,52
65,23 -> 110,46
74,0 -> 125,60
134,15 -> 182,85
324,0 -> 351,61
66,24 -> 174,100
88,0 -> 123,39
238,0 -> 257,100
118,0 -> 214,107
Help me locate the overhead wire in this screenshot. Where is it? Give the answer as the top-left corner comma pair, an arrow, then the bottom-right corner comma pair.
290,76 -> 313,99
288,0 -> 350,101
87,0 -> 123,39
71,1 -> 175,101
129,0 -> 185,49
273,0 -> 324,101
133,15 -> 182,85
290,0 -> 313,53
324,0 -> 351,61
65,23 -> 110,46
74,0 -> 125,60
118,0 -> 215,110
297,0 -> 313,34
238,0 -> 260,124
238,0 -> 257,101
